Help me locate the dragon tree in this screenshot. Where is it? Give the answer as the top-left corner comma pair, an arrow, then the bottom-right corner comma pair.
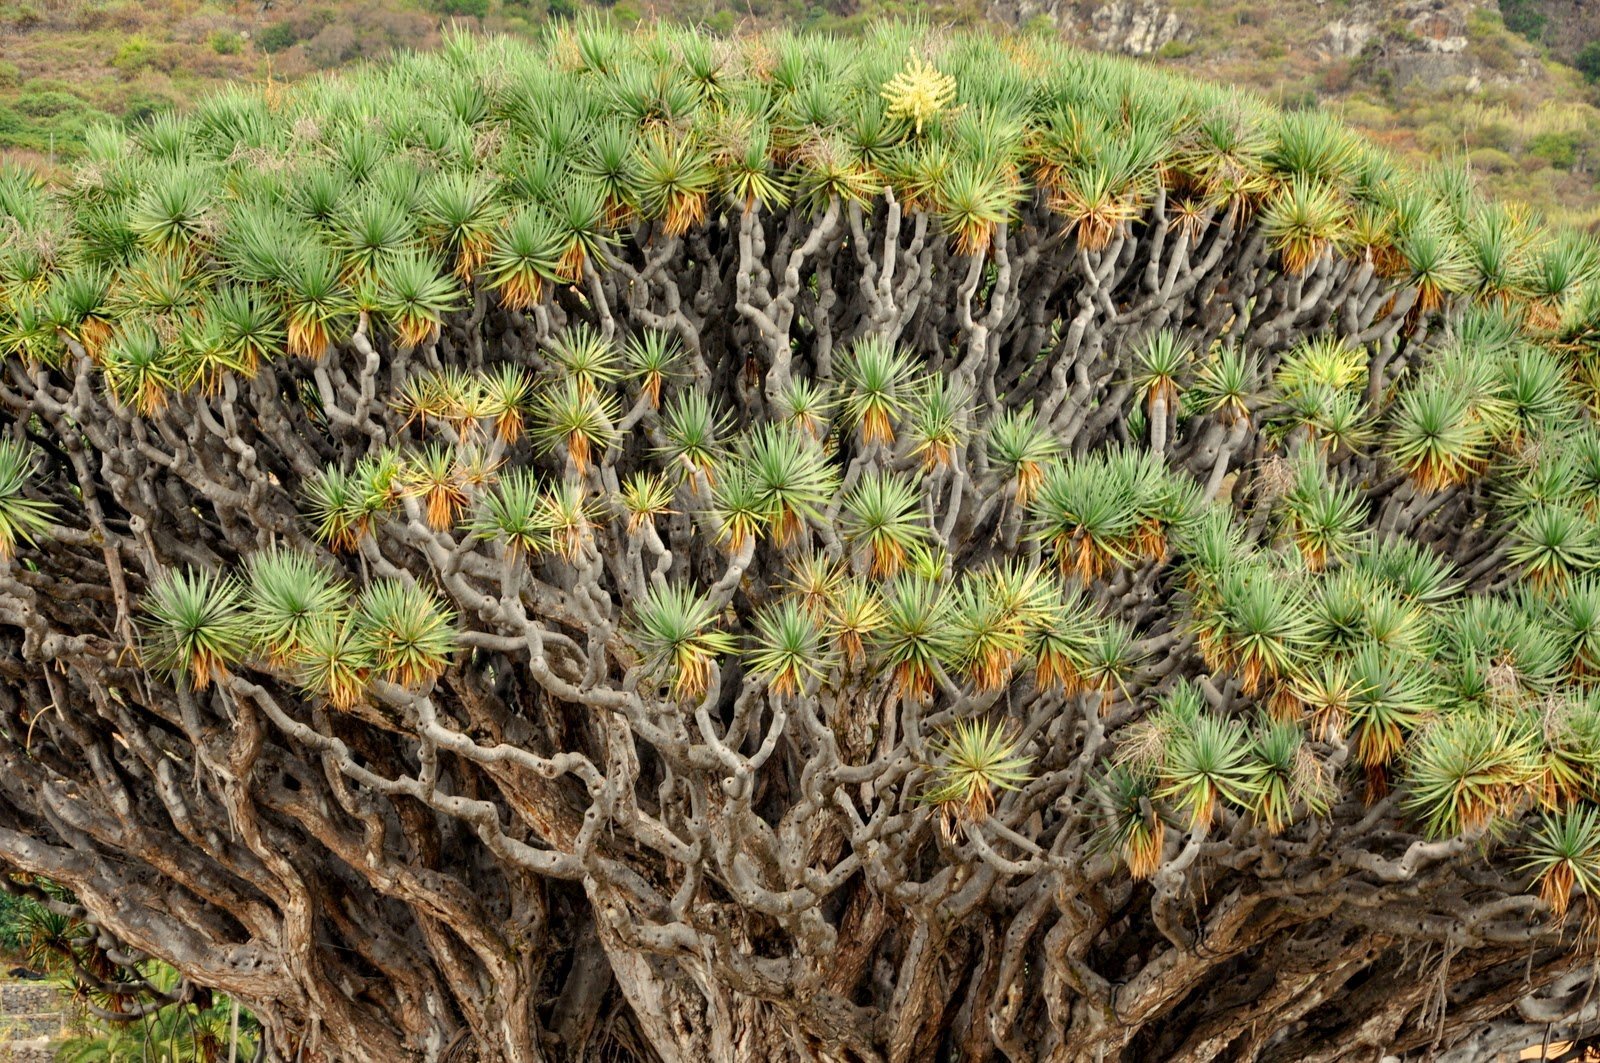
5,19 -> 1600,1062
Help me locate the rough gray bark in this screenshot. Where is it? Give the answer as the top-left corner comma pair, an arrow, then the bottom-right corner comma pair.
0,183 -> 1590,1063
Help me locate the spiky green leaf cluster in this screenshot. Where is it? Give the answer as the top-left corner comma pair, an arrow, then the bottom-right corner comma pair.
58,19 -> 1600,946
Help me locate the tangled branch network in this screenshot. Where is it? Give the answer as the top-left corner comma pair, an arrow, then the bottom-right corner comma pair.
2,20 -> 1600,1063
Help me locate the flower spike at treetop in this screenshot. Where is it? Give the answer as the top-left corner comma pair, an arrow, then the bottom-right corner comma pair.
881,50 -> 957,135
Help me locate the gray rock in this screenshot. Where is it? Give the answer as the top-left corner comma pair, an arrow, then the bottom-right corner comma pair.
0,1042 -> 56,1063
1088,0 -> 1183,55
1321,16 -> 1380,58
983,0 -> 1185,57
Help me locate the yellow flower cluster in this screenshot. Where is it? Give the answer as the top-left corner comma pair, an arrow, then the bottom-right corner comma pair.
880,51 -> 957,135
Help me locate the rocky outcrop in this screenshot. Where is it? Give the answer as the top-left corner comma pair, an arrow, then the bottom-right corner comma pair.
1322,15 -> 1381,58
985,0 -> 1186,56
1312,0 -> 1475,66
1370,0 -> 1548,86
986,0 -> 1540,88
1507,0 -> 1600,61
1086,0 -> 1182,55
1381,0 -> 1479,83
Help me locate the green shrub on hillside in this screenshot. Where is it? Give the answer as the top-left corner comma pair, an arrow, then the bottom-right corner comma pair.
109,34 -> 156,73
11,90 -> 81,118
0,92 -> 107,156
257,22 -> 301,53
1528,129 -> 1584,169
1501,0 -> 1548,42
1576,41 -> 1600,83
209,30 -> 243,55
1469,146 -> 1518,173
120,90 -> 177,126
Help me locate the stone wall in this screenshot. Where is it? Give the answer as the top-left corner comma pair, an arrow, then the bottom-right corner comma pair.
0,983 -> 60,1055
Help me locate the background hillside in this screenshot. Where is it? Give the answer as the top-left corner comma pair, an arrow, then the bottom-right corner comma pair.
3,0 -> 1600,224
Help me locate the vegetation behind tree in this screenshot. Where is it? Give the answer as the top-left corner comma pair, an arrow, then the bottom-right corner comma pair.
0,880 -> 259,1061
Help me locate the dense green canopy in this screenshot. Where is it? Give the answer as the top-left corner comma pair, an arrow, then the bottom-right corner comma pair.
2,19 -> 1600,1063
